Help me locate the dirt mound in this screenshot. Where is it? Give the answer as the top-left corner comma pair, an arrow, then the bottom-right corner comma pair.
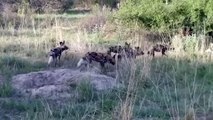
11,69 -> 120,100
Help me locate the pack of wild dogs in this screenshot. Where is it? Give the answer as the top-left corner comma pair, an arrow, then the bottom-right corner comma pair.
47,41 -> 175,69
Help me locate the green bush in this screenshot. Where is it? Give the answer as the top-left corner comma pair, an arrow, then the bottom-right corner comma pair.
0,83 -> 13,97
183,36 -> 198,53
77,80 -> 97,102
116,0 -> 213,33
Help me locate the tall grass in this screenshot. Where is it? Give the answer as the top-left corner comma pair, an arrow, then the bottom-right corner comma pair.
10,56 -> 212,120
0,8 -> 213,120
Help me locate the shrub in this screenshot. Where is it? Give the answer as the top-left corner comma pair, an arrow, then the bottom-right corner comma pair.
116,0 -> 213,33
0,83 -> 13,97
76,80 -> 96,102
183,36 -> 198,53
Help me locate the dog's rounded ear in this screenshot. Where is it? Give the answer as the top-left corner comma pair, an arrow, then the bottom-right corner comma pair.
59,40 -> 65,45
141,51 -> 144,55
65,46 -> 69,50
147,51 -> 150,54
135,47 -> 139,49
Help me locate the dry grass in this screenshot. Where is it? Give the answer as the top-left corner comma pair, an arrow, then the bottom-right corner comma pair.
0,9 -> 213,120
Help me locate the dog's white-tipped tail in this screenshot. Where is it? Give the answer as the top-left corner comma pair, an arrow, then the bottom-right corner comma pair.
48,56 -> 53,65
77,58 -> 85,67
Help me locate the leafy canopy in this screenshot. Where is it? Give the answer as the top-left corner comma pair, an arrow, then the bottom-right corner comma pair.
117,0 -> 213,33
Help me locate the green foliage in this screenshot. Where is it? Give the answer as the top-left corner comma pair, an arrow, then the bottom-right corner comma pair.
100,98 -> 117,113
0,56 -> 46,83
134,105 -> 170,119
97,90 -> 120,113
0,83 -> 13,97
117,0 -> 213,32
183,36 -> 198,53
0,100 -> 43,112
77,80 -> 97,102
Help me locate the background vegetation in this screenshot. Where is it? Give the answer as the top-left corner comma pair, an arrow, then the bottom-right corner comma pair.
117,0 -> 213,34
0,0 -> 213,120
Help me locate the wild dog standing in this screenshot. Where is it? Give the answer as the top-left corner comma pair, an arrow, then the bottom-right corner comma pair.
107,42 -> 137,59
181,26 -> 193,37
123,42 -> 135,58
107,45 -> 123,55
107,45 -> 123,60
147,44 -> 171,57
77,52 -> 118,69
133,47 -> 144,58
120,42 -> 145,58
48,41 -> 69,67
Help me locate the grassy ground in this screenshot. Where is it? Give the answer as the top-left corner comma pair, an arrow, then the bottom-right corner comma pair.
0,10 -> 213,120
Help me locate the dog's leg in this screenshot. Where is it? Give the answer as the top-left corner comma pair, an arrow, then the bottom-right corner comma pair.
88,59 -> 93,68
152,50 -> 155,57
163,53 -> 168,57
100,62 -> 105,68
86,63 -> 91,70
77,58 -> 84,68
54,57 -> 57,67
162,50 -> 168,57
58,54 -> 61,66
47,56 -> 54,68
132,52 -> 136,58
100,62 -> 106,73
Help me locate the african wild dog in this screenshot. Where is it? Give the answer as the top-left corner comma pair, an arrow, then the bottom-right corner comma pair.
48,41 -> 69,66
107,42 -> 138,59
123,42 -> 135,58
133,47 -> 145,58
107,45 -> 123,60
77,52 -> 119,68
147,44 -> 174,57
181,26 -> 193,36
107,45 -> 123,54
107,42 -> 145,59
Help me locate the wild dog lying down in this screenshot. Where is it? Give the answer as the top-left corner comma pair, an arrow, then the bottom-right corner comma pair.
77,52 -> 121,68
147,44 -> 174,57
48,41 -> 69,66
